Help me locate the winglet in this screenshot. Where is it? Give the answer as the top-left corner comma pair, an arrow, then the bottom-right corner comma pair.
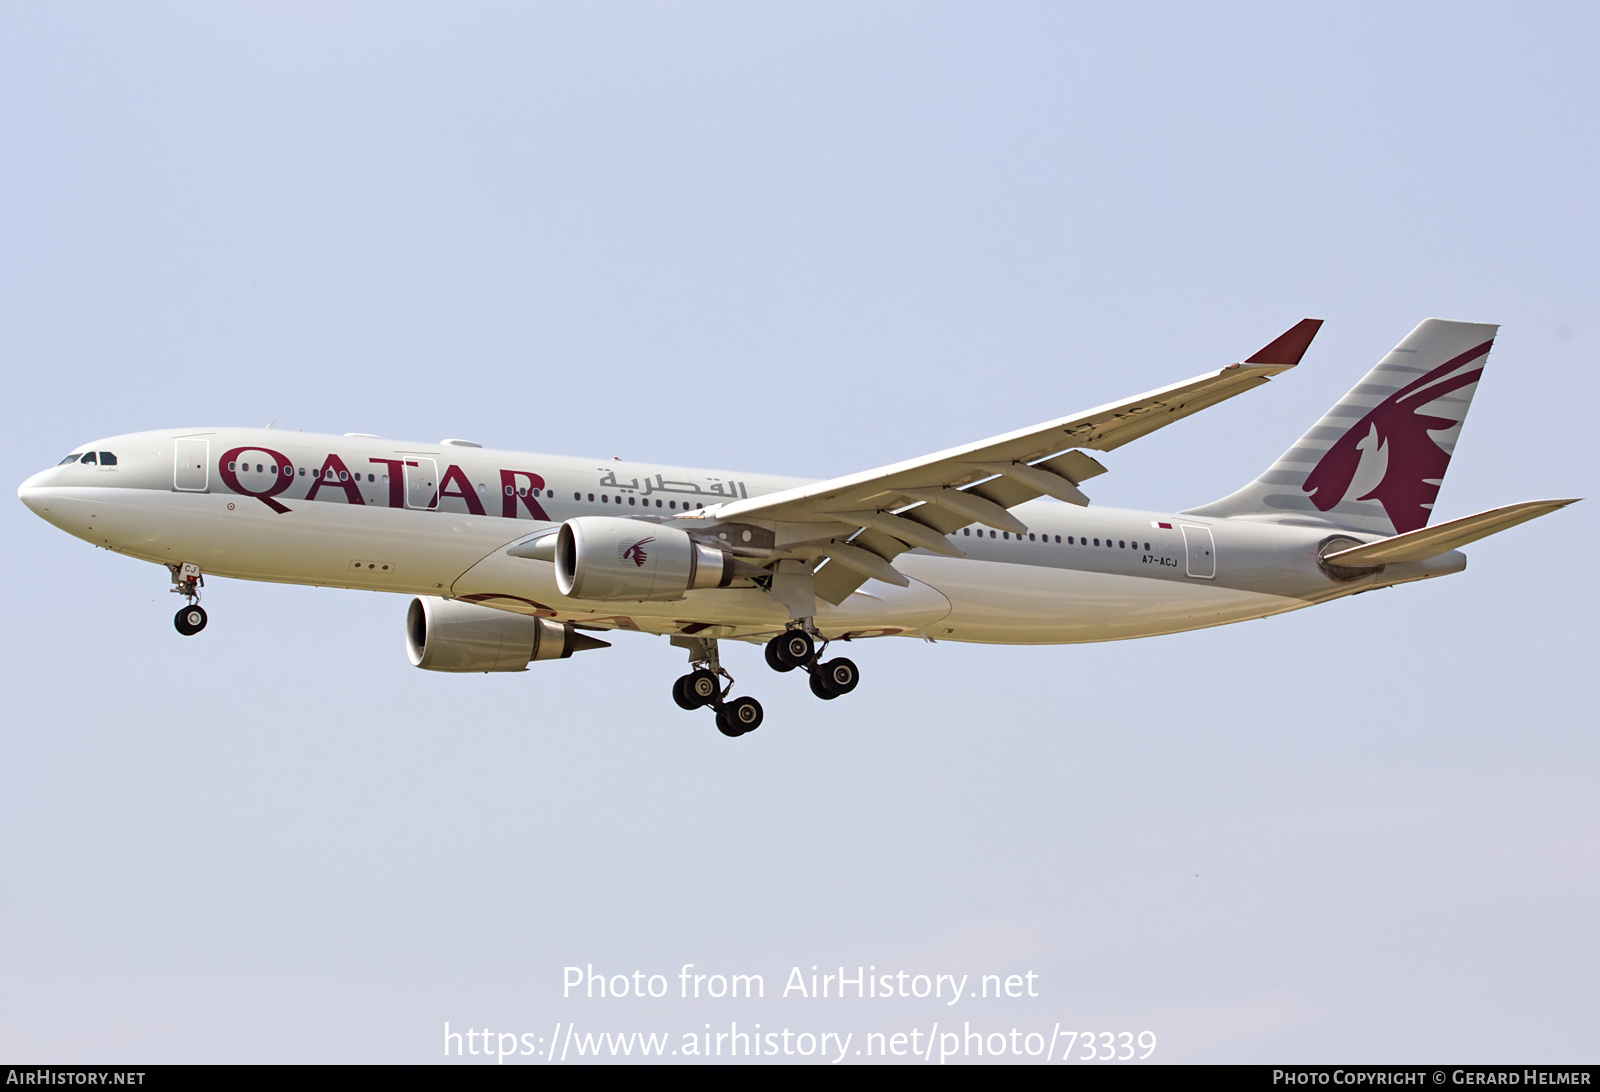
1246,318 -> 1323,367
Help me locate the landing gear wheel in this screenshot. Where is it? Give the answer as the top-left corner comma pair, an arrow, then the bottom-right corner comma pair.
809,657 -> 859,699
716,696 -> 763,736
174,604 -> 208,636
819,657 -> 859,696
672,674 -> 699,711
766,630 -> 814,671
764,636 -> 796,673
685,669 -> 720,708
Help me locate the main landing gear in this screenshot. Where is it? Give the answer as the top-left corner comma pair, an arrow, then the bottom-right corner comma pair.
666,626 -> 860,737
670,637 -> 764,738
764,626 -> 859,701
169,562 -> 208,636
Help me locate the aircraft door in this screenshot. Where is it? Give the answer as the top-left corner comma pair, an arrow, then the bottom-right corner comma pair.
174,439 -> 209,492
1181,524 -> 1216,579
405,458 -> 439,510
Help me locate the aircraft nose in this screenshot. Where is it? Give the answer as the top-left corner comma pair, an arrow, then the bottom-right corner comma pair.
18,470 -> 58,514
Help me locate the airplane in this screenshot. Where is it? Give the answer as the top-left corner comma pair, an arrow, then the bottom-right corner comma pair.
17,318 -> 1577,738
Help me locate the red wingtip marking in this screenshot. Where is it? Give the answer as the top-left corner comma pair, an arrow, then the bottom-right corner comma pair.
1246,318 -> 1324,367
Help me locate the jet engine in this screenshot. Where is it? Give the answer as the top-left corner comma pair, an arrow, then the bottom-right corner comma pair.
406,596 -> 610,672
555,516 -> 737,601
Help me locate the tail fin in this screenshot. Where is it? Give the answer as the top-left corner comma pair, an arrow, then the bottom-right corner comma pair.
1186,318 -> 1498,535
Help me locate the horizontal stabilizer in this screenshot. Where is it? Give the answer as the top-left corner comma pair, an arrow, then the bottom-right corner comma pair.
1324,499 -> 1580,567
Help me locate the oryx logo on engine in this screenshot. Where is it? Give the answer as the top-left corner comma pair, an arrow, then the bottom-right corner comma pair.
620,537 -> 655,567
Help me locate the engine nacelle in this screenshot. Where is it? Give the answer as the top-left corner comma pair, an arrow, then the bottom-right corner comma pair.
406,597 -> 609,672
555,516 -> 735,601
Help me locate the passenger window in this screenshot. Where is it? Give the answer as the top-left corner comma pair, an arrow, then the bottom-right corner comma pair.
989,530 -> 996,538
1093,538 -> 1099,546
1028,533 -> 1035,541
99,452 -> 117,466
588,494 -> 595,502
669,500 -> 676,509
81,452 -> 98,465
628,497 -> 636,505
1144,541 -> 1150,551
1054,535 -> 1061,543
573,492 -> 581,501
601,495 -> 608,503
57,454 -> 81,465
1119,540 -> 1125,549
962,528 -> 969,535
1002,532 -> 1009,540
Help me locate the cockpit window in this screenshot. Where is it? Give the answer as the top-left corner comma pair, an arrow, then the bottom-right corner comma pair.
99,452 -> 118,466
79,452 -> 98,465
57,453 -> 82,465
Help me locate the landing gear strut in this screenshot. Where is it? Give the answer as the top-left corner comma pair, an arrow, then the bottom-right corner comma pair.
764,625 -> 860,701
169,562 -> 208,636
670,636 -> 763,737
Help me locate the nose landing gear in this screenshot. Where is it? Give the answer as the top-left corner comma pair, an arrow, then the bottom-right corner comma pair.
174,604 -> 208,636
169,562 -> 208,636
669,636 -> 764,737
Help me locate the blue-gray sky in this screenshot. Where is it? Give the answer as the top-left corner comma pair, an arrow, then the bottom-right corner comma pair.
1,2 -> 1595,1063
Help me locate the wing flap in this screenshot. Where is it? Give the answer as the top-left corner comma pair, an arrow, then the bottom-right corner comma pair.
1039,450 -> 1108,483
966,474 -> 1042,511
1324,499 -> 1580,567
813,559 -> 870,605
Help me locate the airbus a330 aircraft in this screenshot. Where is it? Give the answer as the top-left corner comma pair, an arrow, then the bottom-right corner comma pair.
19,318 -> 1576,737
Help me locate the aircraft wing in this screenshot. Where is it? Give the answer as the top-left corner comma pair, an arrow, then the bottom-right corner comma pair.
710,319 -> 1322,603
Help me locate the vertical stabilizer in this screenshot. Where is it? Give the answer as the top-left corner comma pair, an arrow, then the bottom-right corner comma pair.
1186,319 -> 1498,535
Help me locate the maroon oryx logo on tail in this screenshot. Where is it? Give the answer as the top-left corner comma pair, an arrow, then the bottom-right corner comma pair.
620,536 -> 655,567
1302,341 -> 1490,534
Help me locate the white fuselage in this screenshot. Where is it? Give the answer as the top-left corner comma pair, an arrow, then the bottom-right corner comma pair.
18,427 -> 1465,647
